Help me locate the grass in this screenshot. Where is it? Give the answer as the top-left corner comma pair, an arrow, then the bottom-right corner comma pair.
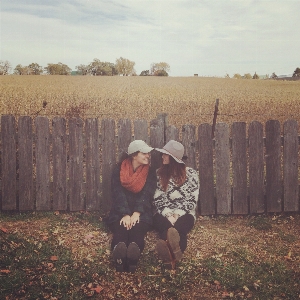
1,212 -> 299,299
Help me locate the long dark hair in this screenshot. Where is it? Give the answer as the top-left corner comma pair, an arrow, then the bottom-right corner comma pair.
157,155 -> 186,191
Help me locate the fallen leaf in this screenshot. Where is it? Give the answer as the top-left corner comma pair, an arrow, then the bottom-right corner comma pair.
50,256 -> 58,261
0,227 -> 9,233
92,285 -> 103,293
0,269 -> 10,274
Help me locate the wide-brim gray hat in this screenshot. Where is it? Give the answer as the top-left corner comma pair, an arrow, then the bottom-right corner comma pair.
128,140 -> 154,155
155,140 -> 185,164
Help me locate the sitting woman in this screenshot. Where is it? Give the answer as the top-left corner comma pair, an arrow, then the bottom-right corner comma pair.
152,140 -> 199,269
107,140 -> 156,273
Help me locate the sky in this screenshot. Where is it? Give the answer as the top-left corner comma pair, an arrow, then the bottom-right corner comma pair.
0,0 -> 299,77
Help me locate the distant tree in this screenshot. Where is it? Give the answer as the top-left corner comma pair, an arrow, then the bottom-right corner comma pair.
243,73 -> 252,79
115,57 -> 135,76
44,62 -> 71,75
87,59 -> 117,76
270,72 -> 278,79
224,73 -> 230,78
265,74 -> 269,79
140,70 -> 150,76
75,64 -> 89,75
233,73 -> 242,79
14,64 -> 29,75
28,63 -> 43,75
150,62 -> 170,76
252,72 -> 259,79
0,60 -> 12,75
292,67 -> 300,77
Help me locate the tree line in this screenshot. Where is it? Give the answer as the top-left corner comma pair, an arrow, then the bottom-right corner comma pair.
228,69 -> 300,79
0,58 -> 170,76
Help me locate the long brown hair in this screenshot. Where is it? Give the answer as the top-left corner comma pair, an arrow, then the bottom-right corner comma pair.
157,156 -> 186,191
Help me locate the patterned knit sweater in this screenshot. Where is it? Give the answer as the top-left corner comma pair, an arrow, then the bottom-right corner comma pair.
153,167 -> 199,220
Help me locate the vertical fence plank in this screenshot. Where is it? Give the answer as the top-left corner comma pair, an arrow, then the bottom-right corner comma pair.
150,118 -> 164,171
215,123 -> 231,214
1,115 -> 17,210
198,124 -> 215,215
182,125 -> 196,169
118,119 -> 132,161
69,118 -> 84,211
18,116 -> 34,211
283,120 -> 299,212
166,125 -> 179,143
248,121 -> 265,213
35,116 -> 50,210
266,120 -> 282,212
85,118 -> 100,211
232,122 -> 248,214
101,119 -> 116,212
134,119 -> 148,143
52,117 -> 67,211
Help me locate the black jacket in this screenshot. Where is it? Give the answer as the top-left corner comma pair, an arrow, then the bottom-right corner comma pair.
107,163 -> 156,225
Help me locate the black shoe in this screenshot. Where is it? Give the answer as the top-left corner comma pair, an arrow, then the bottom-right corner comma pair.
127,242 -> 140,273
112,242 -> 127,272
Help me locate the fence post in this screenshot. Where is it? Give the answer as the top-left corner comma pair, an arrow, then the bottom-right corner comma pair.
1,115 -> 17,210
198,123 -> 215,215
215,123 -> 231,214
283,120 -> 299,212
18,116 -> 34,211
134,119 -> 148,144
266,120 -> 282,213
248,121 -> 265,213
165,125 -> 179,143
232,122 -> 248,214
118,119 -> 132,161
69,118 -> 84,211
101,119 -> 116,213
85,118 -> 100,211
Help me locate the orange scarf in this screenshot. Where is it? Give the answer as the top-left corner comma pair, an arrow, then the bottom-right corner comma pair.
120,158 -> 149,193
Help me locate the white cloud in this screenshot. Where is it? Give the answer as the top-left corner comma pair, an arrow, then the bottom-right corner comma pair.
0,0 -> 299,76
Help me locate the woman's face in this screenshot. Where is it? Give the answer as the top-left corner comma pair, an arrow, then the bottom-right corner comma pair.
133,152 -> 150,166
162,153 -> 170,164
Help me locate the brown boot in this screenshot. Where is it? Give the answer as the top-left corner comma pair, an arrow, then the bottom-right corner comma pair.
156,239 -> 176,270
167,227 -> 183,261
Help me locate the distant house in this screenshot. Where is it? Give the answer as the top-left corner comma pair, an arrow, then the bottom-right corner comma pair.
194,74 -> 198,77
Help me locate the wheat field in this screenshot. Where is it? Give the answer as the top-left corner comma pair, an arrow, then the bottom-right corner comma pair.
1,75 -> 300,131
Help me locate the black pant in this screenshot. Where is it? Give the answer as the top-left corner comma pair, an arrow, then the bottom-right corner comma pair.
109,221 -> 151,252
152,213 -> 195,253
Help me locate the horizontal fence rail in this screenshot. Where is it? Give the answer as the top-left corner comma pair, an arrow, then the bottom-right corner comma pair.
0,114 -> 299,215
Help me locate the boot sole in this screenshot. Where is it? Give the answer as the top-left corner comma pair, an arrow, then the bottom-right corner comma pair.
127,242 -> 140,273
156,239 -> 175,269
112,242 -> 127,272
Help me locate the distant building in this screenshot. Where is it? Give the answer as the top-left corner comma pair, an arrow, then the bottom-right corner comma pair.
194,74 -> 198,77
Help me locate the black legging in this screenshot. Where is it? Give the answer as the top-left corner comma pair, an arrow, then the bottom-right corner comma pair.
152,213 -> 194,252
109,221 -> 151,252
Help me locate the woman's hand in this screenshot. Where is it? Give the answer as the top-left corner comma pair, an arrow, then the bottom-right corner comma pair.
167,215 -> 177,226
120,215 -> 131,230
130,212 -> 140,228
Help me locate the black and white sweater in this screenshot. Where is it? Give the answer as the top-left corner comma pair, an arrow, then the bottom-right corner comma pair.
153,167 -> 199,220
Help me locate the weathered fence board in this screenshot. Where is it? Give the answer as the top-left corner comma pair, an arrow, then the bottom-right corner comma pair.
198,123 -> 215,215
150,118 -> 164,171
266,120 -> 282,212
232,122 -> 248,214
165,125 -> 179,143
215,123 -> 231,214
35,117 -> 50,210
69,118 -> 84,211
182,125 -> 196,169
283,120 -> 299,212
134,119 -> 148,143
101,119 -> 116,212
52,117 -> 67,211
118,119 -> 132,160
248,121 -> 265,213
86,118 -> 100,211
18,116 -> 34,211
1,115 -> 17,210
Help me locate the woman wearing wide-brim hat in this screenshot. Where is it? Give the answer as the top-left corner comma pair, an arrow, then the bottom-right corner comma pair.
107,140 -> 156,273
152,140 -> 199,269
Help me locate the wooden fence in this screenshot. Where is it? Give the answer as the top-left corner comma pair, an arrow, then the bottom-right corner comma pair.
0,114 -> 299,215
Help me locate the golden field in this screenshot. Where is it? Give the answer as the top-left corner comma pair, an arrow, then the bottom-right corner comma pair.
1,75 -> 300,131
